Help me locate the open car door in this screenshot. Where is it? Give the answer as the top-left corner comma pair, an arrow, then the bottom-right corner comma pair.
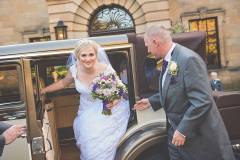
0,59 -> 30,159
22,58 -> 46,160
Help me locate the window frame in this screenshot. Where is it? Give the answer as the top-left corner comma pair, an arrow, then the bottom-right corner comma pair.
189,17 -> 221,69
88,4 -> 136,37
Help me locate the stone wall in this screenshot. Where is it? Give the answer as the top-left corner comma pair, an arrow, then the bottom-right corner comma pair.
0,0 -> 50,45
46,0 -> 171,39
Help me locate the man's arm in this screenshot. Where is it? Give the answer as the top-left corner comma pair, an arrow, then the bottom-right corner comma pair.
0,122 -> 12,156
148,93 -> 162,111
0,122 -> 11,135
177,56 -> 212,138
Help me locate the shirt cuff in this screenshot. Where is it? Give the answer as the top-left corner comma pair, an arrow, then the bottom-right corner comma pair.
177,130 -> 186,138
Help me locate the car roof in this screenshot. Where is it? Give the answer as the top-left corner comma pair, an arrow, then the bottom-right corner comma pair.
0,34 -> 129,59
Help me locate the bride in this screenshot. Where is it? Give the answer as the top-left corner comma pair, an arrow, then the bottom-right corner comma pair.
41,40 -> 130,160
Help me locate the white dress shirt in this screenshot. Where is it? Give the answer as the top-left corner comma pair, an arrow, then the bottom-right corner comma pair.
162,43 -> 176,88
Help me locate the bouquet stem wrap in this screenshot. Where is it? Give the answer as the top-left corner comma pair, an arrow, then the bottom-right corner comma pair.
102,99 -> 112,115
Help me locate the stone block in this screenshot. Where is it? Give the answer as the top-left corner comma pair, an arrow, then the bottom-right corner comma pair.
113,0 -> 119,4
135,23 -> 146,34
135,15 -> 146,25
48,4 -> 69,14
96,0 -> 104,6
145,10 -> 170,22
49,12 -> 75,23
103,0 -> 114,5
125,0 -> 134,10
80,1 -> 94,14
71,31 -> 89,38
73,23 -> 88,31
76,8 -> 91,19
146,20 -> 171,29
74,15 -> 88,25
86,0 -> 98,11
118,0 -> 127,6
142,1 -> 169,13
129,2 -> 140,14
132,8 -> 144,19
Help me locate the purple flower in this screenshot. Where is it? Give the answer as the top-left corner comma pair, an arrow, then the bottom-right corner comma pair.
119,88 -> 124,96
102,76 -> 108,80
93,84 -> 98,91
112,75 -> 116,81
122,92 -> 128,100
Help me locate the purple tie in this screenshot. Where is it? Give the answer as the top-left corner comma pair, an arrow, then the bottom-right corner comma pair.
162,59 -> 168,76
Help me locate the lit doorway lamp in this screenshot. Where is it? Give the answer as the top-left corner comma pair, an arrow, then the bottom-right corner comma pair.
54,20 -> 68,40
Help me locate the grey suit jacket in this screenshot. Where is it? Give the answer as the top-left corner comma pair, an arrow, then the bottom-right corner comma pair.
149,44 -> 235,160
0,122 -> 11,156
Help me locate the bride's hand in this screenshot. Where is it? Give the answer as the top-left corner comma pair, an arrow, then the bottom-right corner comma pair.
40,88 -> 47,95
106,99 -> 120,109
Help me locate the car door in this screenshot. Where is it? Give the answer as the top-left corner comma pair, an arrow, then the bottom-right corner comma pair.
22,58 -> 46,160
0,59 -> 30,160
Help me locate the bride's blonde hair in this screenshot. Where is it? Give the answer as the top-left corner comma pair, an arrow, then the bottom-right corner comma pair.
74,40 -> 99,59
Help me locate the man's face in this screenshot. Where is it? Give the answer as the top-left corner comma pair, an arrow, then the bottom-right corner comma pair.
144,36 -> 162,58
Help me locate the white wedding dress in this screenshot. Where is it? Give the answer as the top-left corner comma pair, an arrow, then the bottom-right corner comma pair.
70,64 -> 130,160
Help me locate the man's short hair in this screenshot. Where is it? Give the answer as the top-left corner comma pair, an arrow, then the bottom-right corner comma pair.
145,25 -> 172,44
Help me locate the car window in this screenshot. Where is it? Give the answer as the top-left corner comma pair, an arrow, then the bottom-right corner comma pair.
32,56 -> 75,90
0,65 -> 22,104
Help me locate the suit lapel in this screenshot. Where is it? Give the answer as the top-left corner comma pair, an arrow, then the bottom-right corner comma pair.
159,70 -> 164,106
161,45 -> 179,107
162,72 -> 171,106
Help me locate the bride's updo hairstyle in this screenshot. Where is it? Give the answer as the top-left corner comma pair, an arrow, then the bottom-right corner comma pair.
74,40 -> 99,59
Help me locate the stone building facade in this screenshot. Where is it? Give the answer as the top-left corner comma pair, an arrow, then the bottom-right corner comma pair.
0,0 -> 239,90
0,0 -> 50,44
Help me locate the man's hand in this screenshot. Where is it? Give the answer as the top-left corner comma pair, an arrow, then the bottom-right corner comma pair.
172,130 -> 186,147
3,125 -> 26,145
133,98 -> 151,110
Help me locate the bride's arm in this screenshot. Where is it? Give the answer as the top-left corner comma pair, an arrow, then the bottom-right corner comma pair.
41,71 -> 74,95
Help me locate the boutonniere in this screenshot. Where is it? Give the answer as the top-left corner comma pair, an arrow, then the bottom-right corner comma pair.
168,61 -> 179,84
168,61 -> 179,76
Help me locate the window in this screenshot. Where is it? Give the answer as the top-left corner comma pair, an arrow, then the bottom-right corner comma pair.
33,56 -> 75,90
29,36 -> 51,43
0,65 -> 21,103
89,5 -> 135,36
45,65 -> 69,85
189,17 -> 220,68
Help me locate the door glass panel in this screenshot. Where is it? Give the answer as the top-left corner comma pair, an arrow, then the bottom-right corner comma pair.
207,19 -> 215,31
198,20 -> 207,31
189,21 -> 198,31
0,65 -> 21,103
46,66 -> 69,86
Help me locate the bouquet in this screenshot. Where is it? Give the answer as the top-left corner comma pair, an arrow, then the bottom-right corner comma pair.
91,72 -> 128,115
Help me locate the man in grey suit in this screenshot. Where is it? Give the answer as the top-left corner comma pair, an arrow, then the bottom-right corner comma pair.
134,25 -> 235,160
0,122 -> 26,156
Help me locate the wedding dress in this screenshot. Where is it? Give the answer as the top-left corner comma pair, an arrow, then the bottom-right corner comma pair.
70,64 -> 130,160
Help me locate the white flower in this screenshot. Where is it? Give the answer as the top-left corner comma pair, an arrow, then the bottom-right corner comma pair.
168,61 -> 179,76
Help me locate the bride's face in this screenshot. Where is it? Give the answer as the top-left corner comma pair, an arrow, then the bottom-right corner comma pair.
78,46 -> 97,69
